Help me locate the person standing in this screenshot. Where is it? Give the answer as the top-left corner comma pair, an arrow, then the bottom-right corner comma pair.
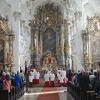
3,74 -> 12,93
59,74 -> 64,87
44,71 -> 50,87
61,69 -> 67,85
50,72 -> 55,87
57,71 -> 61,84
29,71 -> 33,87
32,69 -> 36,84
36,70 -> 40,84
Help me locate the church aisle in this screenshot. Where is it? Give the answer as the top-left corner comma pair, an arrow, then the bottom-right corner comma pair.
36,87 -> 60,100
19,87 -> 73,100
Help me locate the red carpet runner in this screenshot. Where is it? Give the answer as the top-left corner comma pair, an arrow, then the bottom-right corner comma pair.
36,88 -> 60,100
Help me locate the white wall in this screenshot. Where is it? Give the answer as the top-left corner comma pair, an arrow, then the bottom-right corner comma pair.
0,0 -> 99,72
0,0 -> 31,72
69,0 -> 100,71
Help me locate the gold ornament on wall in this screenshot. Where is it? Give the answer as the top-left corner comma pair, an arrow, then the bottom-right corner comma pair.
86,16 -> 100,36
84,53 -> 91,64
47,19 -> 55,27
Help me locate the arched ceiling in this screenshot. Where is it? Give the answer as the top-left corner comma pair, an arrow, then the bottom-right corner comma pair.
29,0 -> 72,20
32,0 -> 66,16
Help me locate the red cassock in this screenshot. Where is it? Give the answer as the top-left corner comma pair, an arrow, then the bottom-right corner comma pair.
44,81 -> 49,87
63,78 -> 68,86
59,83 -> 64,87
70,72 -> 74,81
33,79 -> 37,84
58,80 -> 60,84
29,82 -> 33,87
36,79 -> 39,84
50,81 -> 55,87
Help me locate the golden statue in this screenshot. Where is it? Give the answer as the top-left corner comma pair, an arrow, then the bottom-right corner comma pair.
46,53 -> 53,64
7,52 -> 13,65
42,51 -> 57,70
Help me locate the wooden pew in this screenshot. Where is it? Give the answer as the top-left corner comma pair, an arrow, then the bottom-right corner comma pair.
67,82 -> 99,100
86,91 -> 96,100
96,96 -> 100,100
0,90 -> 10,100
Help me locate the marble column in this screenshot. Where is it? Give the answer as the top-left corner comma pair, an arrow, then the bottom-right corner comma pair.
39,32 -> 43,57
35,32 -> 39,66
4,36 -> 9,64
60,31 -> 65,66
39,33 -> 43,66
31,32 -> 35,65
37,32 -> 42,66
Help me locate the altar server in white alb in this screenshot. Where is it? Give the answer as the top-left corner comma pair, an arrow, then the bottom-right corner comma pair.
57,71 -> 61,84
32,69 -> 36,84
61,69 -> 67,85
50,72 -> 55,87
47,70 -> 51,75
44,71 -> 50,87
29,71 -> 33,87
59,74 -> 64,86
35,70 -> 40,84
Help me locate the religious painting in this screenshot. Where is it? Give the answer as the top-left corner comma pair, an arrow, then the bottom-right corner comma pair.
0,40 -> 4,63
43,28 -> 56,54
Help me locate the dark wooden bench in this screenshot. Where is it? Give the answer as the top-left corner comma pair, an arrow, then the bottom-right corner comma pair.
67,82 -> 100,100
96,96 -> 100,100
86,91 -> 96,100
0,90 -> 10,100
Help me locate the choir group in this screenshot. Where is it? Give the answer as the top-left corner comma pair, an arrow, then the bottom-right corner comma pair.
29,69 -> 67,87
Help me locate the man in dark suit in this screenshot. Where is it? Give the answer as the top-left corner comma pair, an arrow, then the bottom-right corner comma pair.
78,72 -> 90,89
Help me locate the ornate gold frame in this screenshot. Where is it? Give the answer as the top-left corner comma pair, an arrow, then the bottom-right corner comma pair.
86,16 -> 100,69
86,16 -> 100,36
0,16 -> 14,71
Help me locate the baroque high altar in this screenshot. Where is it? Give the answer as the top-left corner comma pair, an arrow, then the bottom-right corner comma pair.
29,3 -> 69,70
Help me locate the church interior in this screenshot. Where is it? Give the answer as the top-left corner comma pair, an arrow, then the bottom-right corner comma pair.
0,0 -> 100,100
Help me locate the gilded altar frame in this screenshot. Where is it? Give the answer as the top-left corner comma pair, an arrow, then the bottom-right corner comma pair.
85,15 -> 100,69
0,16 -> 14,71
30,3 -> 69,68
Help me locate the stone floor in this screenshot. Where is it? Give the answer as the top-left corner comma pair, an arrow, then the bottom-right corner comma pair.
19,87 -> 73,100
